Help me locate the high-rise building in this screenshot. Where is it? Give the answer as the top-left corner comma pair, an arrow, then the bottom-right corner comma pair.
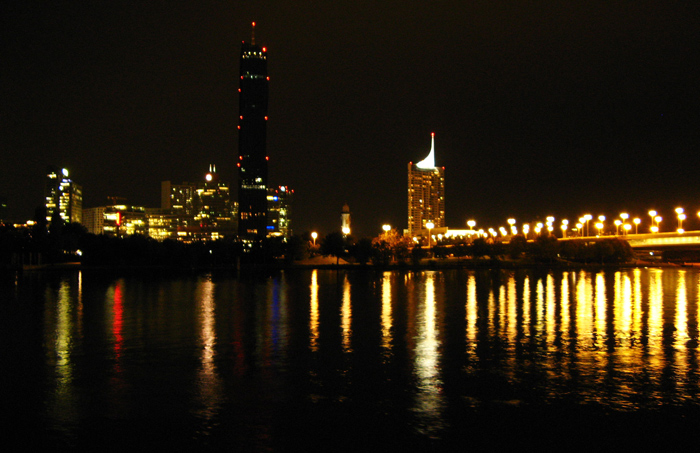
407,133 -> 445,237
237,22 -> 269,237
45,166 -> 82,225
267,186 -> 293,239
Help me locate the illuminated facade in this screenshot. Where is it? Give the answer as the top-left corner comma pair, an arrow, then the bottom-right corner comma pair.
82,205 -> 146,237
237,22 -> 269,237
407,133 -> 445,237
159,165 -> 237,241
267,186 -> 293,239
45,166 -> 82,225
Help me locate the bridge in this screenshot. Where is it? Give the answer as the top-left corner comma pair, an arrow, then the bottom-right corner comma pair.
559,231 -> 700,250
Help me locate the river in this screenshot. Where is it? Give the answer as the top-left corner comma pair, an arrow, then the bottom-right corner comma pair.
2,267 -> 699,450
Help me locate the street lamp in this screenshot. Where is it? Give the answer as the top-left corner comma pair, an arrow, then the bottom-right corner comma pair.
583,214 -> 592,237
311,231 -> 318,245
633,218 -> 641,234
342,227 -> 350,236
382,224 -> 391,239
595,222 -> 604,236
649,210 -> 657,230
678,214 -> 686,233
614,219 -> 622,235
426,221 -> 434,249
676,208 -> 685,231
561,220 -> 568,238
598,215 -> 606,235
623,223 -> 632,235
655,216 -> 662,233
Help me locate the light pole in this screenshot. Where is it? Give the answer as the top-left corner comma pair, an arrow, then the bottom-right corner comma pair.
311,231 -> 318,246
595,222 -> 604,236
614,219 -> 622,235
648,210 -> 657,232
676,208 -> 685,232
598,215 -> 606,236
654,216 -> 662,233
382,224 -> 391,239
633,218 -> 641,234
583,214 -> 592,237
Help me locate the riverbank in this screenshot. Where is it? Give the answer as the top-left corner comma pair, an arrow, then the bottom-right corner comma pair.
4,256 -> 686,274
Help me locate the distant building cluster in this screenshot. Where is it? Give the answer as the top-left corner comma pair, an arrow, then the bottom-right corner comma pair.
29,24 -> 294,243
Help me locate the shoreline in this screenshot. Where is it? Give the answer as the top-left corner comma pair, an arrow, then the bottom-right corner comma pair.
4,258 -> 686,274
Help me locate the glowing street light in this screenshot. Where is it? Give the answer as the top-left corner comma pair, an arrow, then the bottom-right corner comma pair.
655,216 -> 662,233
311,231 -> 318,245
382,224 -> 391,239
633,218 -> 641,234
614,219 -> 622,235
595,222 -> 604,236
649,210 -> 657,230
582,214 -> 592,237
623,223 -> 632,235
598,215 -> 606,235
676,208 -> 686,230
426,221 -> 434,249
342,227 -> 350,236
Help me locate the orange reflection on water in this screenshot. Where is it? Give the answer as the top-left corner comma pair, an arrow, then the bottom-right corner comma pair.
381,272 -> 393,352
341,274 -> 352,353
309,270 -> 319,352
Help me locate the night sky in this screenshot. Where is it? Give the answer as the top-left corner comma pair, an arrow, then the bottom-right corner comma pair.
2,1 -> 699,237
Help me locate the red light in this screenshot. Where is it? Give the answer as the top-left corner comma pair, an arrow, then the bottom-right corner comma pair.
262,47 -> 267,52
240,116 -> 243,119
264,116 -> 268,120
237,163 -> 241,167
237,125 -> 240,129
266,77 -> 270,80
240,76 -> 243,79
238,89 -> 241,92
431,132 -> 435,137
266,156 -> 269,160
239,156 -> 243,160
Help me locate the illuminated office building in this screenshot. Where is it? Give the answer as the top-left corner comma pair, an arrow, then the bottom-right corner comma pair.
237,22 -> 269,237
267,186 -> 293,239
407,133 -> 445,237
159,165 -> 236,241
45,166 -> 82,225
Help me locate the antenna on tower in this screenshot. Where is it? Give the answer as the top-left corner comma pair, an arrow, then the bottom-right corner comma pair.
251,22 -> 256,45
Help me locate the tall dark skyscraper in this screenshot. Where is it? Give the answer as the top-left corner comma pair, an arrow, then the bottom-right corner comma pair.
237,22 -> 269,237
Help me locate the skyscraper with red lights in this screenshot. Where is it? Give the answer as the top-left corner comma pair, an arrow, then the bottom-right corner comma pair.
237,23 -> 269,237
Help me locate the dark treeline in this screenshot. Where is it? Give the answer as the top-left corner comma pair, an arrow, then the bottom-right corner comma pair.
1,222 -> 636,270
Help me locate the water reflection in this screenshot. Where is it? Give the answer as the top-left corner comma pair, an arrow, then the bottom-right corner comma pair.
412,272 -> 445,435
19,267 -> 700,447
195,276 -> 222,424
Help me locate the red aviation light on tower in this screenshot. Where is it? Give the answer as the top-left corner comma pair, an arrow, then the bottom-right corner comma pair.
431,132 -> 435,137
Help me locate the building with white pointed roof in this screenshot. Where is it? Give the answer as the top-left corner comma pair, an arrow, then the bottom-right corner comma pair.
407,133 -> 445,237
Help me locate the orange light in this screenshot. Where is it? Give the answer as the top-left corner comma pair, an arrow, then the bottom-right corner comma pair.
237,125 -> 240,129
265,156 -> 269,160
252,21 -> 256,27
262,47 -> 267,52
264,116 -> 268,120
266,77 -> 270,80
240,116 -> 243,119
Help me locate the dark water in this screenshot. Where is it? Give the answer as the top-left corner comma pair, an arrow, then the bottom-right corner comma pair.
2,267 -> 700,450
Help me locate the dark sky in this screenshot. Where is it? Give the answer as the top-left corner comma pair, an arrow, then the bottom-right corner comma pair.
2,1 -> 699,237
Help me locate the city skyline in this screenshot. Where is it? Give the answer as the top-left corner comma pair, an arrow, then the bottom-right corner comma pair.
2,2 -> 699,237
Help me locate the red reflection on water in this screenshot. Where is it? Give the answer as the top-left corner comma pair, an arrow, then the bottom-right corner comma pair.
113,283 -> 124,365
